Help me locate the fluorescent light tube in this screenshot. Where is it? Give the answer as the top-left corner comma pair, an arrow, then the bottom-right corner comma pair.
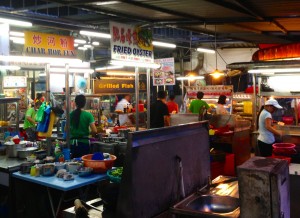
84,44 -> 93,48
95,1 -> 120,5
152,41 -> 176,48
50,67 -> 94,73
92,41 -> 100,46
78,47 -> 87,50
9,31 -> 24,37
176,76 -> 204,80
110,60 -> 160,69
0,65 -> 20,70
95,65 -> 124,71
106,72 -> 135,76
0,55 -> 82,64
197,48 -> 215,54
74,39 -> 86,44
248,68 -> 300,73
80,30 -> 111,39
0,17 -> 32,27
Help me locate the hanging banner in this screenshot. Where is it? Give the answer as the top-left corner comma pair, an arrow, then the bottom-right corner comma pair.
110,21 -> 153,63
153,57 -> 175,86
24,31 -> 75,57
186,85 -> 233,98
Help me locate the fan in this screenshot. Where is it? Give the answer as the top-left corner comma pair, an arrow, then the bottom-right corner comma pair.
76,77 -> 87,93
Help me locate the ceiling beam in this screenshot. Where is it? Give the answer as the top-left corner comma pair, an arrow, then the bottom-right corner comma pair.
233,0 -> 287,34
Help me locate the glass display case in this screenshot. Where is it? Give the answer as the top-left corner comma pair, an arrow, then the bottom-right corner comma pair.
232,93 -> 253,123
0,97 -> 20,138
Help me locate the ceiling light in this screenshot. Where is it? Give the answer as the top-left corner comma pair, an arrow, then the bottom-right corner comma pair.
9,31 -> 24,37
95,65 -> 124,71
84,44 -> 93,48
209,69 -> 225,79
197,48 -> 215,54
110,60 -> 160,69
95,1 -> 120,5
92,41 -> 100,46
106,72 -> 135,76
12,38 -> 25,44
78,47 -> 88,50
49,67 -> 94,74
74,39 -> 86,44
209,25 -> 225,79
176,76 -> 204,80
10,37 -> 25,44
80,30 -> 111,39
0,65 -> 20,70
74,43 -> 79,47
248,68 -> 300,73
0,55 -> 82,64
0,17 -> 32,27
152,41 -> 176,48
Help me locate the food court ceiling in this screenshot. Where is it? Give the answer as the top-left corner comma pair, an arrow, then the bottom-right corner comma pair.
1,0 -> 300,62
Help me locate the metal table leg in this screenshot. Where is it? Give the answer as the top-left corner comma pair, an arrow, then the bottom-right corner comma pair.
47,187 -> 65,218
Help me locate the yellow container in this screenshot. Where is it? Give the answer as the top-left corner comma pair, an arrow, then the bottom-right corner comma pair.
243,101 -> 252,114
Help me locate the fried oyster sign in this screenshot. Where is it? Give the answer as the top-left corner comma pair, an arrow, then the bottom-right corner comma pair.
110,21 -> 153,63
153,58 -> 175,86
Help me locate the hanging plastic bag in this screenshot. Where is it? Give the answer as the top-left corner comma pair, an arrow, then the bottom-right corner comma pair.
36,102 -> 46,122
38,111 -> 56,138
37,105 -> 51,132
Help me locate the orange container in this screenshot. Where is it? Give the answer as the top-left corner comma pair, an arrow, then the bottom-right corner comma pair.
82,154 -> 116,173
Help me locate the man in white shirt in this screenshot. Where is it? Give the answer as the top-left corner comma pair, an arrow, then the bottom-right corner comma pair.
115,94 -> 132,125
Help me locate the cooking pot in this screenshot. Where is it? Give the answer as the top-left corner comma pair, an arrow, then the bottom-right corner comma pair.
17,147 -> 38,159
5,141 -> 24,158
20,162 -> 34,174
40,163 -> 55,176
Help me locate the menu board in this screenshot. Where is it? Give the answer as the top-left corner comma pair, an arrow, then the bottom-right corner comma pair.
3,76 -> 27,88
153,58 -> 175,86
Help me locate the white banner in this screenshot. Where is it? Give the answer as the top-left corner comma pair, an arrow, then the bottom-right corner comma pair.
110,21 -> 153,63
153,57 -> 175,86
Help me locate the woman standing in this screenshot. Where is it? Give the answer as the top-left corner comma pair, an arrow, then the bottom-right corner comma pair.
257,99 -> 283,157
216,95 -> 229,115
70,95 -> 97,158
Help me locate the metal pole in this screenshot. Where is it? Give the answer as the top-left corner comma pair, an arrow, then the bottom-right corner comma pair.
252,74 -> 257,130
135,67 -> 139,131
146,68 -> 151,129
45,64 -> 50,102
65,64 -> 70,148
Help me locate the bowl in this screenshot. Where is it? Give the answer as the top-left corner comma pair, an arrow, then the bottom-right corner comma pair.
13,138 -> 21,144
82,154 -> 116,173
54,162 -> 66,171
17,147 -> 38,159
26,155 -> 37,162
77,167 -> 93,177
40,164 -> 55,176
66,162 -> 82,174
107,167 -> 123,183
34,150 -> 47,160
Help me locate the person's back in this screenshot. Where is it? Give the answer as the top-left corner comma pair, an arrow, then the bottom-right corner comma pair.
189,91 -> 210,114
150,91 -> 170,128
166,94 -> 178,114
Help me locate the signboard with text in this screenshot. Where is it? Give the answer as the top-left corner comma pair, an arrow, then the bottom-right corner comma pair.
24,31 -> 75,57
93,79 -> 146,94
110,21 -> 153,63
187,85 -> 233,98
153,58 -> 175,86
3,76 -> 27,88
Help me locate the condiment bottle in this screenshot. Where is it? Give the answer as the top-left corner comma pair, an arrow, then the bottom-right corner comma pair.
35,165 -> 40,177
30,166 -> 36,176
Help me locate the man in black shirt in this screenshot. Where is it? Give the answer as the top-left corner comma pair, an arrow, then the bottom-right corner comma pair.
150,91 -> 170,128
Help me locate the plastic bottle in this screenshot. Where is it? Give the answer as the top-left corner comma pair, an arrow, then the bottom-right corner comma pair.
54,140 -> 62,162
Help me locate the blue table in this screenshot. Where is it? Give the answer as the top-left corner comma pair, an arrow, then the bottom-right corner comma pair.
12,172 -> 108,217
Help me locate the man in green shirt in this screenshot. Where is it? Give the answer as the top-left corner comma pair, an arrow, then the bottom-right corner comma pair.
189,91 -> 211,114
24,101 -> 41,141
